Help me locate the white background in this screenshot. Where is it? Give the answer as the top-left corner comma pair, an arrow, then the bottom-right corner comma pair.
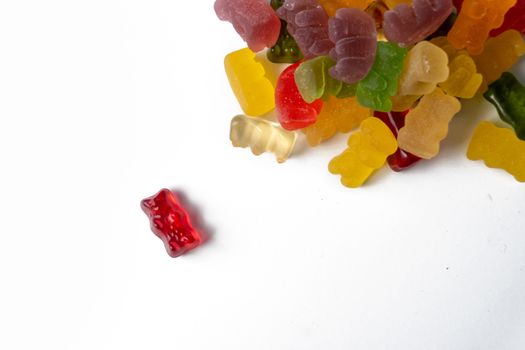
1,1 -> 524,349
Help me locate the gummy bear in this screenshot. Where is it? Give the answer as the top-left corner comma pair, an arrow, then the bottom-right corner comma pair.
277,0 -> 334,59
447,0 -> 517,55
224,48 -> 276,117
383,0 -> 453,46
425,11 -> 458,40
319,0 -> 373,16
391,94 -> 420,111
268,0 -> 304,63
472,30 -> 525,91
276,62 -> 324,130
141,189 -> 202,258
356,42 -> 408,112
429,36 -> 463,60
295,56 -> 342,102
397,87 -> 461,159
397,41 -> 450,96
384,0 -> 413,8
439,54 -> 482,99
328,8 -> 378,84
467,121 -> 525,182
215,0 -> 281,52
329,117 -> 398,188
483,72 -> 525,141
490,0 -> 525,36
230,115 -> 298,162
303,96 -> 370,146
374,110 -> 422,171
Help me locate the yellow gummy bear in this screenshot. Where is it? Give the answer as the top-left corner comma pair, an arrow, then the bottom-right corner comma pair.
467,121 -> 525,182
224,48 -> 275,117
230,115 -> 297,163
390,94 -> 420,112
429,36 -> 466,61
472,30 -> 525,92
439,55 -> 483,99
397,88 -> 461,159
319,0 -> 373,16
329,117 -> 397,188
447,0 -> 517,55
302,96 -> 371,147
397,41 -> 450,96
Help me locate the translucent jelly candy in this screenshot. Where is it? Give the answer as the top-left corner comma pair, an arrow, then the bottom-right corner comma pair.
319,0 -> 373,16
230,115 -> 298,162
141,189 -> 202,258
472,30 -> 525,90
439,54 -> 482,99
429,36 -> 463,60
294,56 -> 350,103
490,0 -> 525,36
447,0 -> 517,55
215,0 -> 281,52
467,121 -> 525,182
374,111 -> 423,171
391,94 -> 420,112
268,0 -> 304,63
277,0 -> 334,59
397,41 -> 450,96
224,48 -> 275,117
276,62 -> 324,130
384,0 -> 413,8
483,72 -> 525,141
383,0 -> 453,46
397,88 -> 461,159
356,42 -> 408,112
329,117 -> 397,188
328,8 -> 377,84
303,96 -> 370,146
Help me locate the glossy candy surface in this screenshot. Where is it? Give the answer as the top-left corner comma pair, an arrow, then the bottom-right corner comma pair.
328,8 -> 377,84
473,30 -> 525,90
383,0 -> 453,46
230,115 -> 298,162
397,88 -> 461,159
439,54 -> 482,98
447,0 -> 517,55
277,0 -> 334,59
490,0 -> 525,36
303,96 -> 370,146
467,121 -> 525,182
215,0 -> 281,52
319,0 -> 373,15
329,117 -> 398,187
224,48 -> 275,116
356,42 -> 408,112
268,0 -> 304,63
374,111 -> 422,171
276,62 -> 324,130
397,41 -> 450,96
141,189 -> 202,258
483,72 -> 525,140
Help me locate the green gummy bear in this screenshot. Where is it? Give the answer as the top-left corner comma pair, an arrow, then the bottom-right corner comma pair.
267,0 -> 303,64
484,72 -> 525,141
356,42 -> 408,112
294,56 -> 356,103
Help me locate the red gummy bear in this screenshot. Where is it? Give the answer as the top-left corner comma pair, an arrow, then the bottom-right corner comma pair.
374,111 -> 422,172
490,0 -> 525,36
275,62 -> 323,131
141,189 -> 202,258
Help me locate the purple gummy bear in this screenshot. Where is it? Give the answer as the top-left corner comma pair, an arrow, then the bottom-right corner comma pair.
383,0 -> 453,46
214,0 -> 281,52
276,0 -> 334,59
328,8 -> 377,84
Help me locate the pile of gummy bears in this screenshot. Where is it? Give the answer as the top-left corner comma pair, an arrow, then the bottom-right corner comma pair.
215,0 -> 525,188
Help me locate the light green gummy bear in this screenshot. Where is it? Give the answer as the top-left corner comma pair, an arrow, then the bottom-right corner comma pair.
294,56 -> 356,103
356,42 -> 408,112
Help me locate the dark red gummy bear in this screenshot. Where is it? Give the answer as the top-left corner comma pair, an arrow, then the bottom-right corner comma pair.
275,62 -> 323,131
490,0 -> 525,36
374,111 -> 422,172
141,189 -> 202,258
